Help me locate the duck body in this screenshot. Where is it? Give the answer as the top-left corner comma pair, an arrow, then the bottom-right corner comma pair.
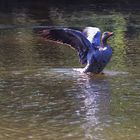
40,27 -> 113,74
84,45 -> 112,73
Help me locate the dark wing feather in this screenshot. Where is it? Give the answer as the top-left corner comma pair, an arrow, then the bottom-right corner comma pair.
40,28 -> 92,64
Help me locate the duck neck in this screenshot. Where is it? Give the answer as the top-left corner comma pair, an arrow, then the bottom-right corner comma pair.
102,37 -> 108,47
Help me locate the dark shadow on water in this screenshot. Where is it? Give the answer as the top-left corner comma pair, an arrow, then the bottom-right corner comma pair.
50,68 -> 128,77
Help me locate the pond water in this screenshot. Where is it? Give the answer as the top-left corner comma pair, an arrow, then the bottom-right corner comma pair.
0,1 -> 140,140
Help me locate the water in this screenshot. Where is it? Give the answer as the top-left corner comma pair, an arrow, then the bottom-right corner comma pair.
0,1 -> 140,140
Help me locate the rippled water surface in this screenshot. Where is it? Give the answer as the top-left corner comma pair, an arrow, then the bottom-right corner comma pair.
0,1 -> 140,140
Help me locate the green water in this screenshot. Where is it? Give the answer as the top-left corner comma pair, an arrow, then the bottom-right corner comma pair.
0,1 -> 140,140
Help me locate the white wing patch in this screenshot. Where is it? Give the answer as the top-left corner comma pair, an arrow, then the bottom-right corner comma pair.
99,47 -> 107,51
83,27 -> 100,43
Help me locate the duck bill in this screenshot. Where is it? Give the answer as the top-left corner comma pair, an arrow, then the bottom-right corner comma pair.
108,32 -> 114,37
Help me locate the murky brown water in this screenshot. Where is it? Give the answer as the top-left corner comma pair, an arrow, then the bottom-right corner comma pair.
0,1 -> 140,140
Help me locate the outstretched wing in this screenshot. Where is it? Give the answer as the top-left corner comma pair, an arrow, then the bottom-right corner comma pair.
83,27 -> 101,48
40,28 -> 92,64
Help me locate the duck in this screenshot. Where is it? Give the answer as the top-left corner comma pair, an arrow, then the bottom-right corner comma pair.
40,27 -> 114,73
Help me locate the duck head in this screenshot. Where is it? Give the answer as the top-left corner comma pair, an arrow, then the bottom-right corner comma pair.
102,32 -> 114,45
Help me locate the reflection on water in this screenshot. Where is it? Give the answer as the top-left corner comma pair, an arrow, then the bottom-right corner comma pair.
76,76 -> 110,140
0,1 -> 140,140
